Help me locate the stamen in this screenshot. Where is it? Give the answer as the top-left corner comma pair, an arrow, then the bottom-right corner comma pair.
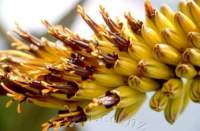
99,5 -> 122,33
42,107 -> 87,130
105,32 -> 130,51
144,0 -> 156,19
77,5 -> 104,37
102,53 -> 118,68
93,91 -> 120,108
14,23 -> 43,47
124,12 -> 143,35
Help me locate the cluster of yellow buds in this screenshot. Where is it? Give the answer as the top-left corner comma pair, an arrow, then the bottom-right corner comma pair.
1,0 -> 200,130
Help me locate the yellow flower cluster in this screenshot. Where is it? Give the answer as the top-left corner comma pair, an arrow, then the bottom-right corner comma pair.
1,0 -> 200,130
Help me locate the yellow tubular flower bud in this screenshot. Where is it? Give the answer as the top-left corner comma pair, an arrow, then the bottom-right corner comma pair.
110,86 -> 146,108
84,103 -> 112,120
141,25 -> 162,47
150,90 -> 169,112
160,4 -> 174,24
161,78 -> 183,98
128,75 -> 160,93
162,28 -> 188,51
181,79 -> 193,113
144,0 -> 159,32
145,17 -> 158,32
113,57 -> 137,76
97,39 -> 119,54
188,1 -> 200,28
137,59 -> 174,80
174,12 -> 198,34
188,32 -> 200,49
121,22 -> 138,43
164,94 -> 184,124
128,43 -> 153,61
178,0 -> 193,20
115,97 -> 146,123
175,64 -> 197,79
93,73 -> 124,88
74,81 -> 109,100
183,48 -> 200,66
190,77 -> 200,103
154,10 -> 175,32
123,13 -> 145,43
153,44 -> 181,65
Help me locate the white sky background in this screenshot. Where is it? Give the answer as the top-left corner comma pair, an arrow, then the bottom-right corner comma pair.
0,0 -> 200,131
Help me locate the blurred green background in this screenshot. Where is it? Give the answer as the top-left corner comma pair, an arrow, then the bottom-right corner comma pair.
0,96 -> 56,131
